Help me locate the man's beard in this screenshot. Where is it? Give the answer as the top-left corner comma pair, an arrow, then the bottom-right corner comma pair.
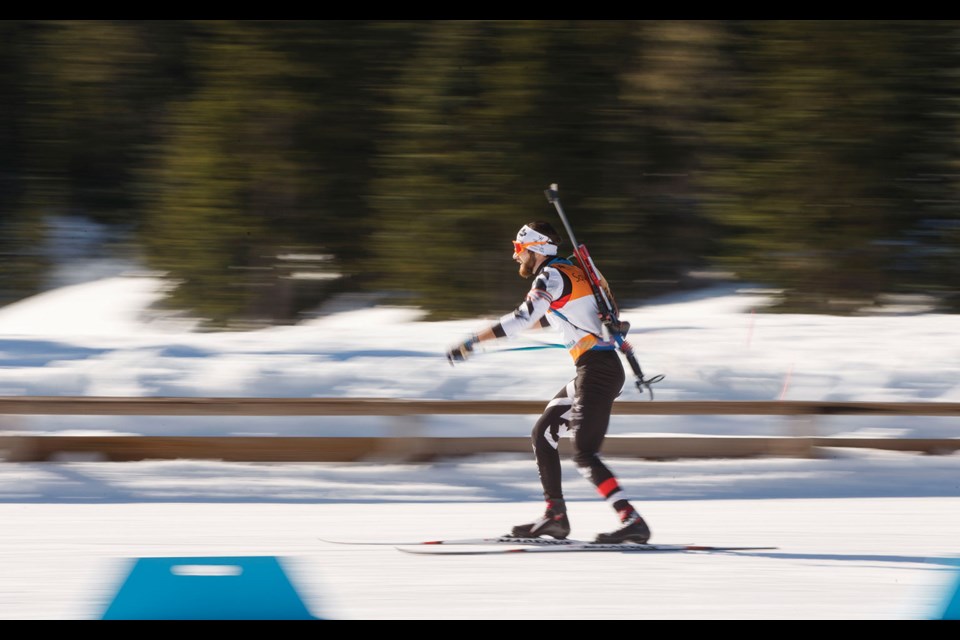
518,253 -> 537,279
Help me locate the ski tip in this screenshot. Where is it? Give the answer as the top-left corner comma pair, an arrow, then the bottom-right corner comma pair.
395,546 -> 450,555
318,538 -> 402,546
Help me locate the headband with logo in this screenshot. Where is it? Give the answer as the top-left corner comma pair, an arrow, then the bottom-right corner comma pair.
513,225 -> 558,256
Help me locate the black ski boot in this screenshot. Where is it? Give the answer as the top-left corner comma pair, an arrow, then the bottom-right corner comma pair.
507,500 -> 570,540
594,511 -> 651,544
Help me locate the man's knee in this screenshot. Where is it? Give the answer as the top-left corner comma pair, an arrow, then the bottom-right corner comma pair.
532,405 -> 569,442
572,449 -> 599,469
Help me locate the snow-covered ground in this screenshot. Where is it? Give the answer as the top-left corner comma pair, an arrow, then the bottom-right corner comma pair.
0,275 -> 958,619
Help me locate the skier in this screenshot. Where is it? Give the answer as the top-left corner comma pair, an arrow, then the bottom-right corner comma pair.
446,221 -> 651,544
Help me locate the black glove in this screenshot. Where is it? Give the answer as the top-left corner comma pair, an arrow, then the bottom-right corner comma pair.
446,335 -> 479,365
609,319 -> 630,337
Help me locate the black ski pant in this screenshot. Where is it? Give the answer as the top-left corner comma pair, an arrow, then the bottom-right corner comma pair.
531,349 -> 625,503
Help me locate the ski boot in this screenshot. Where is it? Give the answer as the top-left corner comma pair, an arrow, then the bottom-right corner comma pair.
506,500 -> 570,540
594,511 -> 651,544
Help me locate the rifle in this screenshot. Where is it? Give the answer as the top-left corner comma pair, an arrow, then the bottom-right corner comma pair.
544,183 -> 664,399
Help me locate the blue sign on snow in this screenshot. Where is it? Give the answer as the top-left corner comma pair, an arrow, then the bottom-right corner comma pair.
942,568 -> 960,620
102,556 -> 318,620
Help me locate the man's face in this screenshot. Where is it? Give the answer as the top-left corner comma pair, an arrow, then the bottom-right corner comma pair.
515,248 -> 538,279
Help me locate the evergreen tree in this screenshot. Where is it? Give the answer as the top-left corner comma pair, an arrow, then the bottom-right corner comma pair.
700,21 -> 959,313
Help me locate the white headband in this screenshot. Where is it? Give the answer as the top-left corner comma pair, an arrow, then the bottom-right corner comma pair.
515,225 -> 558,256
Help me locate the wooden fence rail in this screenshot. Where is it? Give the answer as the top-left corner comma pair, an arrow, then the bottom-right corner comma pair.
0,397 -> 959,416
1,397 -> 957,462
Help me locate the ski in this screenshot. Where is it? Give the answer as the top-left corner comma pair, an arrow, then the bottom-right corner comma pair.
321,537 -> 777,554
320,536 -> 596,547
396,543 -> 778,556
